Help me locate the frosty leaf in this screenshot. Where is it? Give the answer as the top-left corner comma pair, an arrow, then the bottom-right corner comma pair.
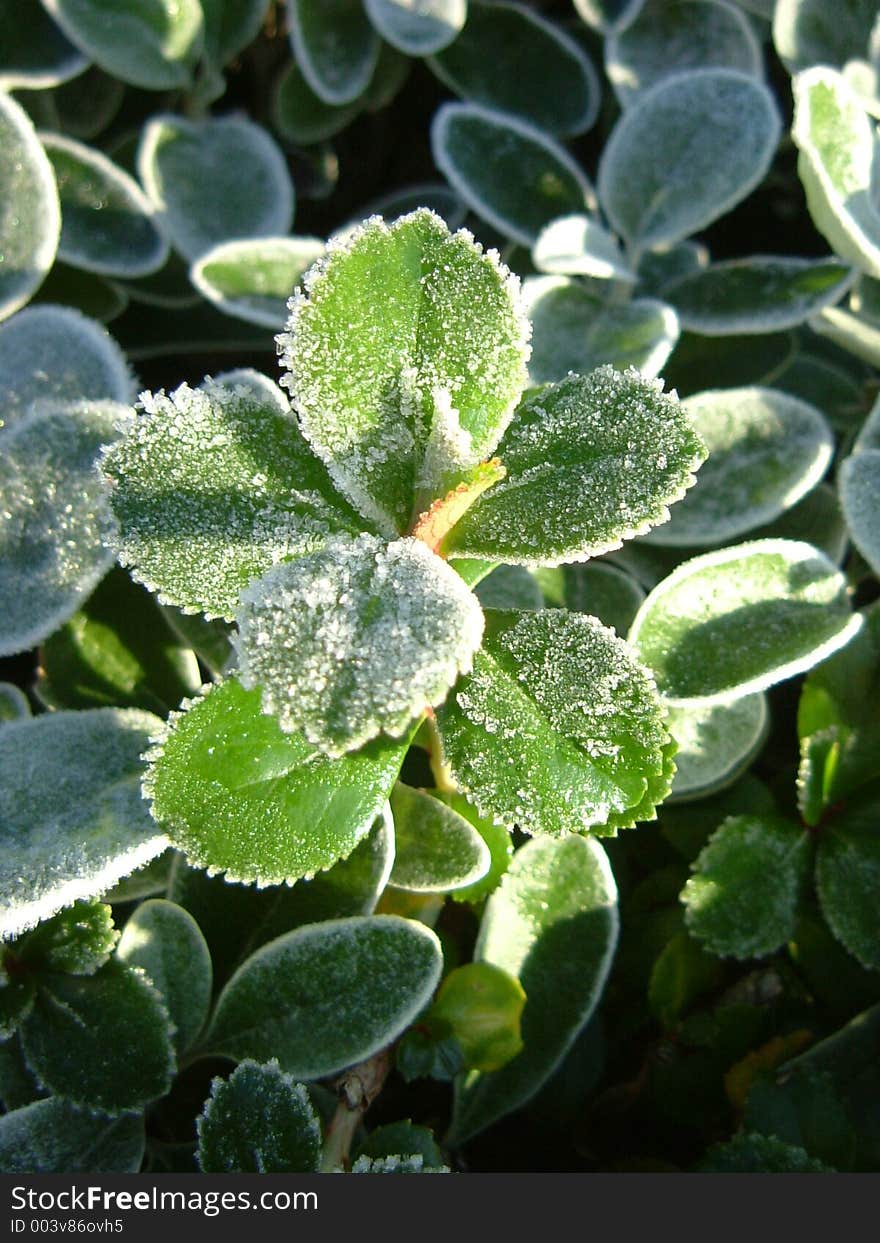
521,277 -> 679,384
351,1154 -> 447,1173
816,817 -> 880,971
0,1098 -> 144,1174
0,305 -> 132,430
532,215 -> 634,283
102,381 -> 363,620
197,1060 -> 321,1174
200,0 -> 270,69
0,708 -> 167,940
288,0 -> 380,105
366,0 -> 465,56
445,368 -> 705,567
475,565 -> 544,612
792,68 -> 880,279
682,814 -> 812,959
664,257 -> 855,336
0,0 -> 88,90
0,92 -> 60,323
449,835 -> 618,1143
19,958 -> 175,1114
774,0 -> 877,74
431,103 -> 595,247
41,0 -> 203,90
272,60 -> 364,145
0,400 -> 126,657
560,562 -> 645,637
205,369 -> 291,415
191,237 -> 325,330
428,3 -> 599,137
355,1120 -> 445,1167
643,387 -> 834,548
435,609 -> 675,836
628,540 -> 860,705
146,679 -> 405,886
666,694 -> 769,802
137,114 -> 294,263
700,1132 -> 834,1173
116,899 -> 212,1055
572,0 -> 644,32
840,450 -> 880,575
388,784 -> 490,893
15,900 -> 117,977
606,0 -> 762,110
598,69 -> 781,257
854,392 -> 880,453
277,210 -> 530,533
235,534 -> 484,756
205,915 -> 442,1079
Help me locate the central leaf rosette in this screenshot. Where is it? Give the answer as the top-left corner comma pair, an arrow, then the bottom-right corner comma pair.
102,209 -> 706,884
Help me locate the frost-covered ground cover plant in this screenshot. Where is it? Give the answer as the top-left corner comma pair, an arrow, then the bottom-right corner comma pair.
1,0 -> 880,1177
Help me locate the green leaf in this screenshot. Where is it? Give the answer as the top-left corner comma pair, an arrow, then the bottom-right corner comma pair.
436,609 -> 675,835
840,450 -> 880,576
0,400 -> 124,657
0,683 -> 30,722
137,114 -> 294,263
792,68 -> 880,279
560,562 -> 645,637
191,236 -> 324,329
205,915 -> 443,1079
146,679 -> 405,885
700,1131 -> 834,1172
682,814 -> 812,959
666,694 -> 769,802
236,534 -> 484,756
606,0 -> 762,109
389,784 -> 490,893
20,958 -> 174,1114
41,0 -> 204,90
628,540 -> 860,705
811,303 -> 880,367
356,1120 -> 445,1168
351,1153 -> 448,1173
854,391 -> 880,453
816,816 -> 880,971
598,69 -> 781,257
533,215 -> 634,282
38,568 -> 202,715
200,0 -> 270,68
41,133 -> 168,279
428,962 -> 525,1072
572,0 -> 644,32
774,0 -> 877,74
428,3 -> 599,138
102,380 -> 362,620
53,64 -> 126,140
0,304 -> 132,430
445,368 -> 704,566
288,0 -> 380,105
647,930 -> 724,1028
0,1098 -> 144,1174
0,90 -> 60,322
745,1068 -> 856,1171
366,0 -> 464,55
116,899 -> 212,1054
277,210 -> 530,534
449,835 -> 618,1142
0,707 -> 167,940
637,238 -> 709,297
475,564 -> 543,612
431,103 -> 594,247
197,1059 -> 321,1173
446,794 -> 513,904
0,0 -> 88,89
272,60 -> 364,145
642,386 -> 834,547
664,256 -> 855,336
521,277 -> 679,383
16,900 -> 117,977
356,183 -> 466,231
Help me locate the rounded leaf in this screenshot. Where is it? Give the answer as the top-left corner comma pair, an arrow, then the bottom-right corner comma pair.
429,962 -> 525,1072
0,1098 -> 144,1174
288,0 -> 380,105
0,0 -> 88,90
272,60 -> 363,145
667,694 -> 769,802
0,92 -> 60,322
533,215 -> 634,282
201,0 -> 270,68
839,450 -> 880,576
197,1060 -> 321,1173
191,236 -> 324,329
816,823 -> 880,971
366,0 -> 465,56
389,783 -> 490,893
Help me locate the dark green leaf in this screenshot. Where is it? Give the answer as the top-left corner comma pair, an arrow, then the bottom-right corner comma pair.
197,1060 -> 321,1173
0,1098 -> 144,1173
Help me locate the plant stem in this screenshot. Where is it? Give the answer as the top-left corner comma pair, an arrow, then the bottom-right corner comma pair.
319,1046 -> 394,1172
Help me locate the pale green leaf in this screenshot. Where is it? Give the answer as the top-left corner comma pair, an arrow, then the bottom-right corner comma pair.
235,533 -> 484,756
435,609 -> 675,836
0,92 -> 60,322
0,1098 -> 144,1174
272,60 -> 363,145
682,814 -> 812,958
840,450 -> 880,575
366,0 -> 465,56
666,694 -> 769,802
288,0 -> 380,105
428,3 -> 599,137
449,835 -> 618,1142
116,899 -> 212,1054
138,114 -> 294,263
41,0 -> 204,90
145,679 -> 405,885
598,69 -> 781,256
816,820 -> 880,971
205,915 -> 442,1079
428,962 -> 524,1071
445,368 -> 704,566
774,0 -> 877,74
389,784 -> 490,893
0,708 -> 167,940
197,1060 -> 321,1173
431,103 -> 595,247
532,215 -> 634,282
642,387 -> 834,547
191,236 -> 324,329
0,0 -> 88,89
629,540 -> 860,705
102,380 -> 363,620
277,210 -> 530,533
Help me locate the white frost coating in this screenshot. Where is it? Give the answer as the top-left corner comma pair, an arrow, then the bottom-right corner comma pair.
532,215 -> 635,282
0,708 -> 168,940
0,305 -> 134,430
235,533 -> 485,756
191,236 -> 325,329
202,370 -> 290,413
366,0 -> 466,56
0,92 -> 61,322
839,450 -> 880,575
667,693 -> 769,801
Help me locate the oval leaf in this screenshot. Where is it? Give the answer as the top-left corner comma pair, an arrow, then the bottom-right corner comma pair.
191,236 -> 324,329
533,215 -> 634,282
0,1098 -> 144,1174
0,92 -> 60,322
573,0 -> 645,32
389,783 -> 490,892
366,0 -> 465,56
273,60 -> 363,145
667,694 -> 769,802
197,1060 -> 321,1173
205,915 -> 443,1079
288,0 -> 380,105
839,450 -> 880,576
0,0 -> 88,89
816,818 -> 880,971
